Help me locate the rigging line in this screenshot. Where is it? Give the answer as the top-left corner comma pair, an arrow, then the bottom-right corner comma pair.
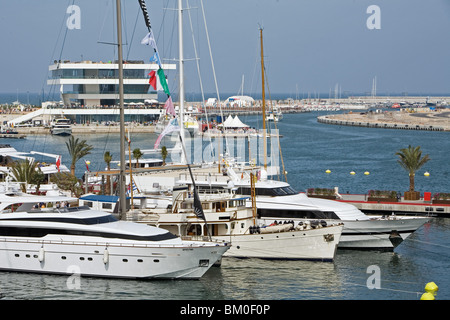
263,60 -> 287,182
185,0 -> 213,159
198,0 -> 230,154
97,0 -> 112,45
343,280 -> 422,298
126,7 -> 141,60
41,0 -> 73,101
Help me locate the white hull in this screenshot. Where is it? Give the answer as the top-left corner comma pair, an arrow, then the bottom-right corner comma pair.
51,127 -> 72,136
214,225 -> 342,261
0,234 -> 228,279
260,216 -> 429,250
337,216 -> 429,250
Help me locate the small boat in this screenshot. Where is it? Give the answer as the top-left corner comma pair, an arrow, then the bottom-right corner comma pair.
50,118 -> 72,136
0,191 -> 229,279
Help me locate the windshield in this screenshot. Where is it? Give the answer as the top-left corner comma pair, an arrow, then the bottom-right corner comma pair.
237,186 -> 298,197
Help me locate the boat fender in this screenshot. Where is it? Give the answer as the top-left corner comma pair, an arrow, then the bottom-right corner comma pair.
38,246 -> 45,262
311,220 -> 319,228
103,248 -> 109,264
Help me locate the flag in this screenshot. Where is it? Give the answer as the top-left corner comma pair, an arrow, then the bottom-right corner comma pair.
126,179 -> 139,196
154,118 -> 180,149
164,96 -> 176,116
149,51 -> 161,66
193,189 -> 206,220
84,160 -> 90,172
148,70 -> 157,90
56,155 -> 61,172
141,31 -> 157,48
157,68 -> 170,96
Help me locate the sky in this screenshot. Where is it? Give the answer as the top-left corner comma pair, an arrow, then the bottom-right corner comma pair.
1,0 -> 450,98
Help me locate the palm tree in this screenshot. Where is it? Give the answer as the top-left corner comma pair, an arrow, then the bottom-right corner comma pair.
9,158 -> 44,193
396,145 -> 430,200
104,151 -> 112,195
161,146 -> 168,166
132,148 -> 143,168
65,136 -> 94,176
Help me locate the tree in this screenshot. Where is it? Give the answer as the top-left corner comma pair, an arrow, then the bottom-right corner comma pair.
396,145 -> 430,200
65,136 -> 94,176
104,151 -> 113,195
161,146 -> 168,166
132,148 -> 143,168
9,158 -> 44,193
50,172 -> 84,197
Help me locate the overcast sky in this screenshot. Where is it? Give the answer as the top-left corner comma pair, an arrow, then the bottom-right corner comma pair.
1,0 -> 450,98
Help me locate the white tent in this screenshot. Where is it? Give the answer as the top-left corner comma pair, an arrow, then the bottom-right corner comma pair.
230,115 -> 249,128
218,115 -> 234,128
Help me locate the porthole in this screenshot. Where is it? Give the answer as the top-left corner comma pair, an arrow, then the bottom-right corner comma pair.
137,259 -> 143,263
153,259 -> 160,263
88,257 -> 93,261
122,259 -> 128,262
61,256 -> 67,260
15,254 -> 19,257
26,254 -> 31,258
80,257 -> 85,261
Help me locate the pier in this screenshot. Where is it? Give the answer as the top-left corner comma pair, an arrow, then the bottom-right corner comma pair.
335,193 -> 450,217
318,110 -> 450,132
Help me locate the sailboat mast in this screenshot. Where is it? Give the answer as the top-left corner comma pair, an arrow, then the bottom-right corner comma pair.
260,28 -> 267,170
116,0 -> 127,219
178,0 -> 186,163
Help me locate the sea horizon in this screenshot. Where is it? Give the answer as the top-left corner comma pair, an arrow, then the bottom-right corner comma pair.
1,91 -> 450,106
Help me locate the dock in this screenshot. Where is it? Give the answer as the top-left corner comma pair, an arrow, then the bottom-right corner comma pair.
335,193 -> 450,217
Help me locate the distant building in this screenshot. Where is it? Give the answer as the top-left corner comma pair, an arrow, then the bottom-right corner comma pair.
47,60 -> 176,106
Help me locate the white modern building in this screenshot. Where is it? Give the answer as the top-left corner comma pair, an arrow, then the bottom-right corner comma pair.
47,60 -> 176,107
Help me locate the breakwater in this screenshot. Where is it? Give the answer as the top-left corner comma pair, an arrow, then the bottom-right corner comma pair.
318,110 -> 450,132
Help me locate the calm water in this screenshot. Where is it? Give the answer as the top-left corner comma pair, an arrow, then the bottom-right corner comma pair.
0,111 -> 449,301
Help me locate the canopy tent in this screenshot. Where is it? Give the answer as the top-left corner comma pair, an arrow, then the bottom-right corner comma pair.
218,115 -> 249,128
230,115 -> 249,128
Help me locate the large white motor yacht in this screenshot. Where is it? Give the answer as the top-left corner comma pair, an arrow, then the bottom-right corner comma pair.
0,192 -> 229,279
177,168 -> 430,250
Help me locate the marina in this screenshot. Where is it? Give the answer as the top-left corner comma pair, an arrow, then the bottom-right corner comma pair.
0,0 -> 449,304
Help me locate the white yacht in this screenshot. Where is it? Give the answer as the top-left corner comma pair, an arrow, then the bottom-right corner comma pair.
50,118 -> 72,136
129,186 -> 343,261
177,168 -> 431,250
0,192 -> 229,279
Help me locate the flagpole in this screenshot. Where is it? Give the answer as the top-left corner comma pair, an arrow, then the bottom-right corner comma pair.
116,0 -> 127,219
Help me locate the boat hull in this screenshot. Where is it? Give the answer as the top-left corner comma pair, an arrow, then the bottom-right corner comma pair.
51,128 -> 72,136
337,216 -> 430,250
213,225 -> 342,261
0,235 -> 228,279
260,216 -> 430,250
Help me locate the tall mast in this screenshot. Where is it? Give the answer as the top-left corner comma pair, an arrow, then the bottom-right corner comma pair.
116,0 -> 127,219
260,28 -> 267,170
178,0 -> 186,163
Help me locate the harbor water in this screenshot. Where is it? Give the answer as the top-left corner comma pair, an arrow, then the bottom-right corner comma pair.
0,111 -> 448,300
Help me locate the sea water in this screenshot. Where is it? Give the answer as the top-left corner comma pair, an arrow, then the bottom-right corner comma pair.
0,111 -> 448,301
